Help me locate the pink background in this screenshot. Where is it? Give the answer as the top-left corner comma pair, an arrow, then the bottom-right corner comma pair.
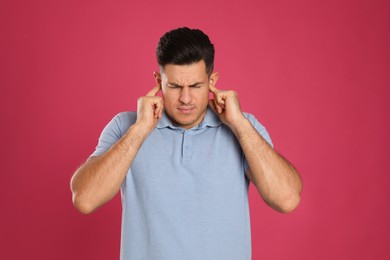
1,0 -> 389,259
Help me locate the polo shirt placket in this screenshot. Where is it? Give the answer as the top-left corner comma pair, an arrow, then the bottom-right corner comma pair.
182,130 -> 193,164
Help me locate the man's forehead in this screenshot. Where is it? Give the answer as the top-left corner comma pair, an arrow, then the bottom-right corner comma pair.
160,60 -> 206,72
160,62 -> 208,84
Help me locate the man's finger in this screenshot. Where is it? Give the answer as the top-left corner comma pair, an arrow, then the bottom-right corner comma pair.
209,84 -> 218,93
146,85 -> 161,97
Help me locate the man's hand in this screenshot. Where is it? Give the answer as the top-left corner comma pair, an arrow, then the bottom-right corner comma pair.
136,85 -> 163,132
209,85 -> 246,131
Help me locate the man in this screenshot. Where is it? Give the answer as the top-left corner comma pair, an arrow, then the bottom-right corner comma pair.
71,27 -> 302,259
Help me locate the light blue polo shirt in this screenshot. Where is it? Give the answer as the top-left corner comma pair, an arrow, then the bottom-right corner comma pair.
91,107 -> 272,260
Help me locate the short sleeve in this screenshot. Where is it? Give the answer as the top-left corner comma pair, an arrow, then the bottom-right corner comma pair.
90,112 -> 137,157
242,113 -> 273,172
244,113 -> 273,147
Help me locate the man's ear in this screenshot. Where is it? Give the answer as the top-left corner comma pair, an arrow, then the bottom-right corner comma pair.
153,71 -> 162,87
209,72 -> 219,88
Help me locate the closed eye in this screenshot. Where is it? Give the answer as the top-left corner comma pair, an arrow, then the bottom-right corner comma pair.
167,82 -> 204,89
190,84 -> 202,88
167,84 -> 181,89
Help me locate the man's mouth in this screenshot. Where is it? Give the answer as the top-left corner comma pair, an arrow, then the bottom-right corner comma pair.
177,106 -> 195,114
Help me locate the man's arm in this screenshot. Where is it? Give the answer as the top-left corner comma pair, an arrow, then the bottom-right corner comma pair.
209,86 -> 302,213
70,85 -> 163,214
232,119 -> 302,213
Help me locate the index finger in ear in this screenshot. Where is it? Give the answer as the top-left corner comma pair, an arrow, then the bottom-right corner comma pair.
146,85 -> 161,97
209,84 -> 218,93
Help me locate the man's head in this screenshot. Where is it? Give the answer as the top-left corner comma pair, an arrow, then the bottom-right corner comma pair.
156,27 -> 215,76
154,27 -> 219,129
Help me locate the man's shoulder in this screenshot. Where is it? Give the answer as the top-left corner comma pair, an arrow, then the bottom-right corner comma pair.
108,111 -> 137,133
242,111 -> 268,129
114,111 -> 137,123
242,111 -> 273,147
115,111 -> 137,122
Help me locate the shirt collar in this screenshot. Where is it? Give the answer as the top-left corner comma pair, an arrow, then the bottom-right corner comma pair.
156,105 -> 222,130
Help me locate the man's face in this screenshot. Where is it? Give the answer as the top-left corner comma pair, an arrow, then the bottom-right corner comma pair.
155,60 -> 218,129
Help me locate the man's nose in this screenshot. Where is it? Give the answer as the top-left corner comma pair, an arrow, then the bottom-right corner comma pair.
179,87 -> 192,104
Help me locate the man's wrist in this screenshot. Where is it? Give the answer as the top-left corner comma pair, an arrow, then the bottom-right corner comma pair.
118,122 -> 152,153
130,122 -> 154,140
229,116 -> 251,136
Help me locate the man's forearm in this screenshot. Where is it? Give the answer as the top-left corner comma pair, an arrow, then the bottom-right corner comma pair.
232,119 -> 302,213
70,123 -> 149,214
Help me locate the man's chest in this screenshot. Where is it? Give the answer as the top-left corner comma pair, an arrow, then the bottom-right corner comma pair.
127,127 -> 247,197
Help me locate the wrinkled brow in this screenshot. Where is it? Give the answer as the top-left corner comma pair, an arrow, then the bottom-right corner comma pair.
167,82 -> 204,88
